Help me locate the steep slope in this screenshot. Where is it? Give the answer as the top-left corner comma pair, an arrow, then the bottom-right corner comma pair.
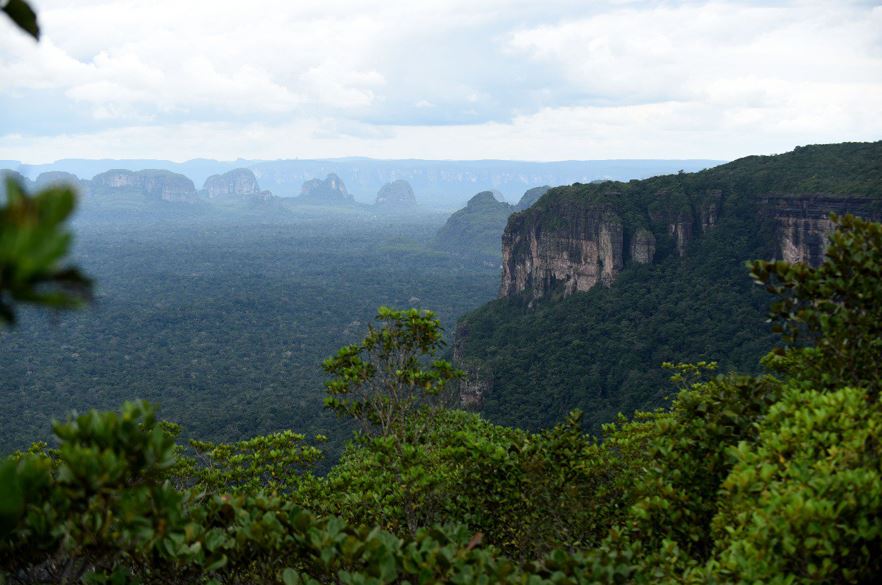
203,168 -> 272,201
432,191 -> 513,259
455,142 -> 882,432
296,173 -> 354,205
89,169 -> 199,203
375,180 -> 417,209
514,186 -> 550,211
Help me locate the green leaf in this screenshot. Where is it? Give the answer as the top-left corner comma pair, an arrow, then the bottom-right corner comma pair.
2,0 -> 39,39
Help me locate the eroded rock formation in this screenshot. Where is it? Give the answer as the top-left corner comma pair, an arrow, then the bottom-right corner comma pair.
760,196 -> 882,266
375,180 -> 416,208
91,169 -> 198,203
500,202 -> 624,299
298,173 -> 353,204
203,168 -> 272,200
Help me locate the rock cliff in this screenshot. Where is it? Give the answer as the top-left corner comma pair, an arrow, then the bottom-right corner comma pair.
456,141 -> 882,424
759,195 -> 882,266
499,180 -> 879,301
501,202 -> 624,299
297,173 -> 353,205
203,168 -> 272,200
375,180 -> 417,208
91,169 -> 198,203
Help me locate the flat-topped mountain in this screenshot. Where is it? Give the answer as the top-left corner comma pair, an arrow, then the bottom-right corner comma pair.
297,173 -> 353,205
455,141 -> 882,433
91,169 -> 198,203
203,168 -> 272,201
35,171 -> 82,190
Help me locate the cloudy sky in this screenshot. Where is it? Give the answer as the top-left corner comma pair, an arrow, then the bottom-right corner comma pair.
1,0 -> 880,163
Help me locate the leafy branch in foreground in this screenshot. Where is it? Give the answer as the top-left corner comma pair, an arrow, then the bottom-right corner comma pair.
1,0 -> 39,39
0,178 -> 92,325
750,213 -> 882,391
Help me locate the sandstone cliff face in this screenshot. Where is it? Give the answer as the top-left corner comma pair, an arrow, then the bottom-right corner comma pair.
91,170 -> 198,203
499,187 -> 882,302
500,202 -> 624,299
203,168 -> 271,200
630,228 -> 656,264
760,196 -> 882,266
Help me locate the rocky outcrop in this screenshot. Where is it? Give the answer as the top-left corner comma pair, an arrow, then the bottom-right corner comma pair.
297,173 -> 353,204
203,168 -> 272,200
452,322 -> 492,409
91,169 -> 198,203
514,186 -> 551,212
433,191 -> 513,258
501,202 -> 624,299
760,195 -> 882,266
630,228 -> 656,264
375,180 -> 416,208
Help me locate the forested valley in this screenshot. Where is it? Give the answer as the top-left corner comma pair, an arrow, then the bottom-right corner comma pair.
0,213 -> 500,458
3,142 -> 882,583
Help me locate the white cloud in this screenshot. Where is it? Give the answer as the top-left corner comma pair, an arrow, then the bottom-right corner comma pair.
0,0 -> 880,161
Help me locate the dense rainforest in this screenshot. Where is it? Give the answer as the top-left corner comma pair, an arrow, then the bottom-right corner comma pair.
0,214 -> 500,458
2,170 -> 882,581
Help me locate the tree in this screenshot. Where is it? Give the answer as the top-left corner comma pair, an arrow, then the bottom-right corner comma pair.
749,213 -> 882,392
322,306 -> 462,439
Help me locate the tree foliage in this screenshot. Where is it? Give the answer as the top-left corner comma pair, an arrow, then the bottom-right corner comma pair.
0,178 -> 91,325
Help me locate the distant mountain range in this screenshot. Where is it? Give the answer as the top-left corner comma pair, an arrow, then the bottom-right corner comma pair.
2,157 -> 724,209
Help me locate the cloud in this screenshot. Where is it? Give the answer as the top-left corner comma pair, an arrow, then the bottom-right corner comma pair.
0,0 -> 880,161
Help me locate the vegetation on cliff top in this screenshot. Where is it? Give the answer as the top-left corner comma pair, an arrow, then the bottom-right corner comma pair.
457,141 -> 882,434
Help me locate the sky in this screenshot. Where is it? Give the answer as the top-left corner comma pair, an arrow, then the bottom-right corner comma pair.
1,0 -> 881,163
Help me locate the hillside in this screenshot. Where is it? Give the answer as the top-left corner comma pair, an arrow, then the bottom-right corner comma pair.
455,141 -> 882,432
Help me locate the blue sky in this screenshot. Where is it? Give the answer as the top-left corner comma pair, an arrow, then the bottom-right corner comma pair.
1,0 -> 881,162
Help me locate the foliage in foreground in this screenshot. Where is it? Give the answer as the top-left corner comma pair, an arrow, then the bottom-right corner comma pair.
0,178 -> 91,325
2,215 -> 882,583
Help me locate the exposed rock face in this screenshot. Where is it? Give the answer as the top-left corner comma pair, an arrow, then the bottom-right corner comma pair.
298,173 -> 353,204
630,228 -> 656,264
452,322 -> 492,409
699,190 -> 722,232
500,186 -> 882,302
514,186 -> 551,212
91,169 -> 198,203
375,180 -> 416,207
760,196 -> 882,266
501,202 -> 624,299
203,168 -> 271,200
